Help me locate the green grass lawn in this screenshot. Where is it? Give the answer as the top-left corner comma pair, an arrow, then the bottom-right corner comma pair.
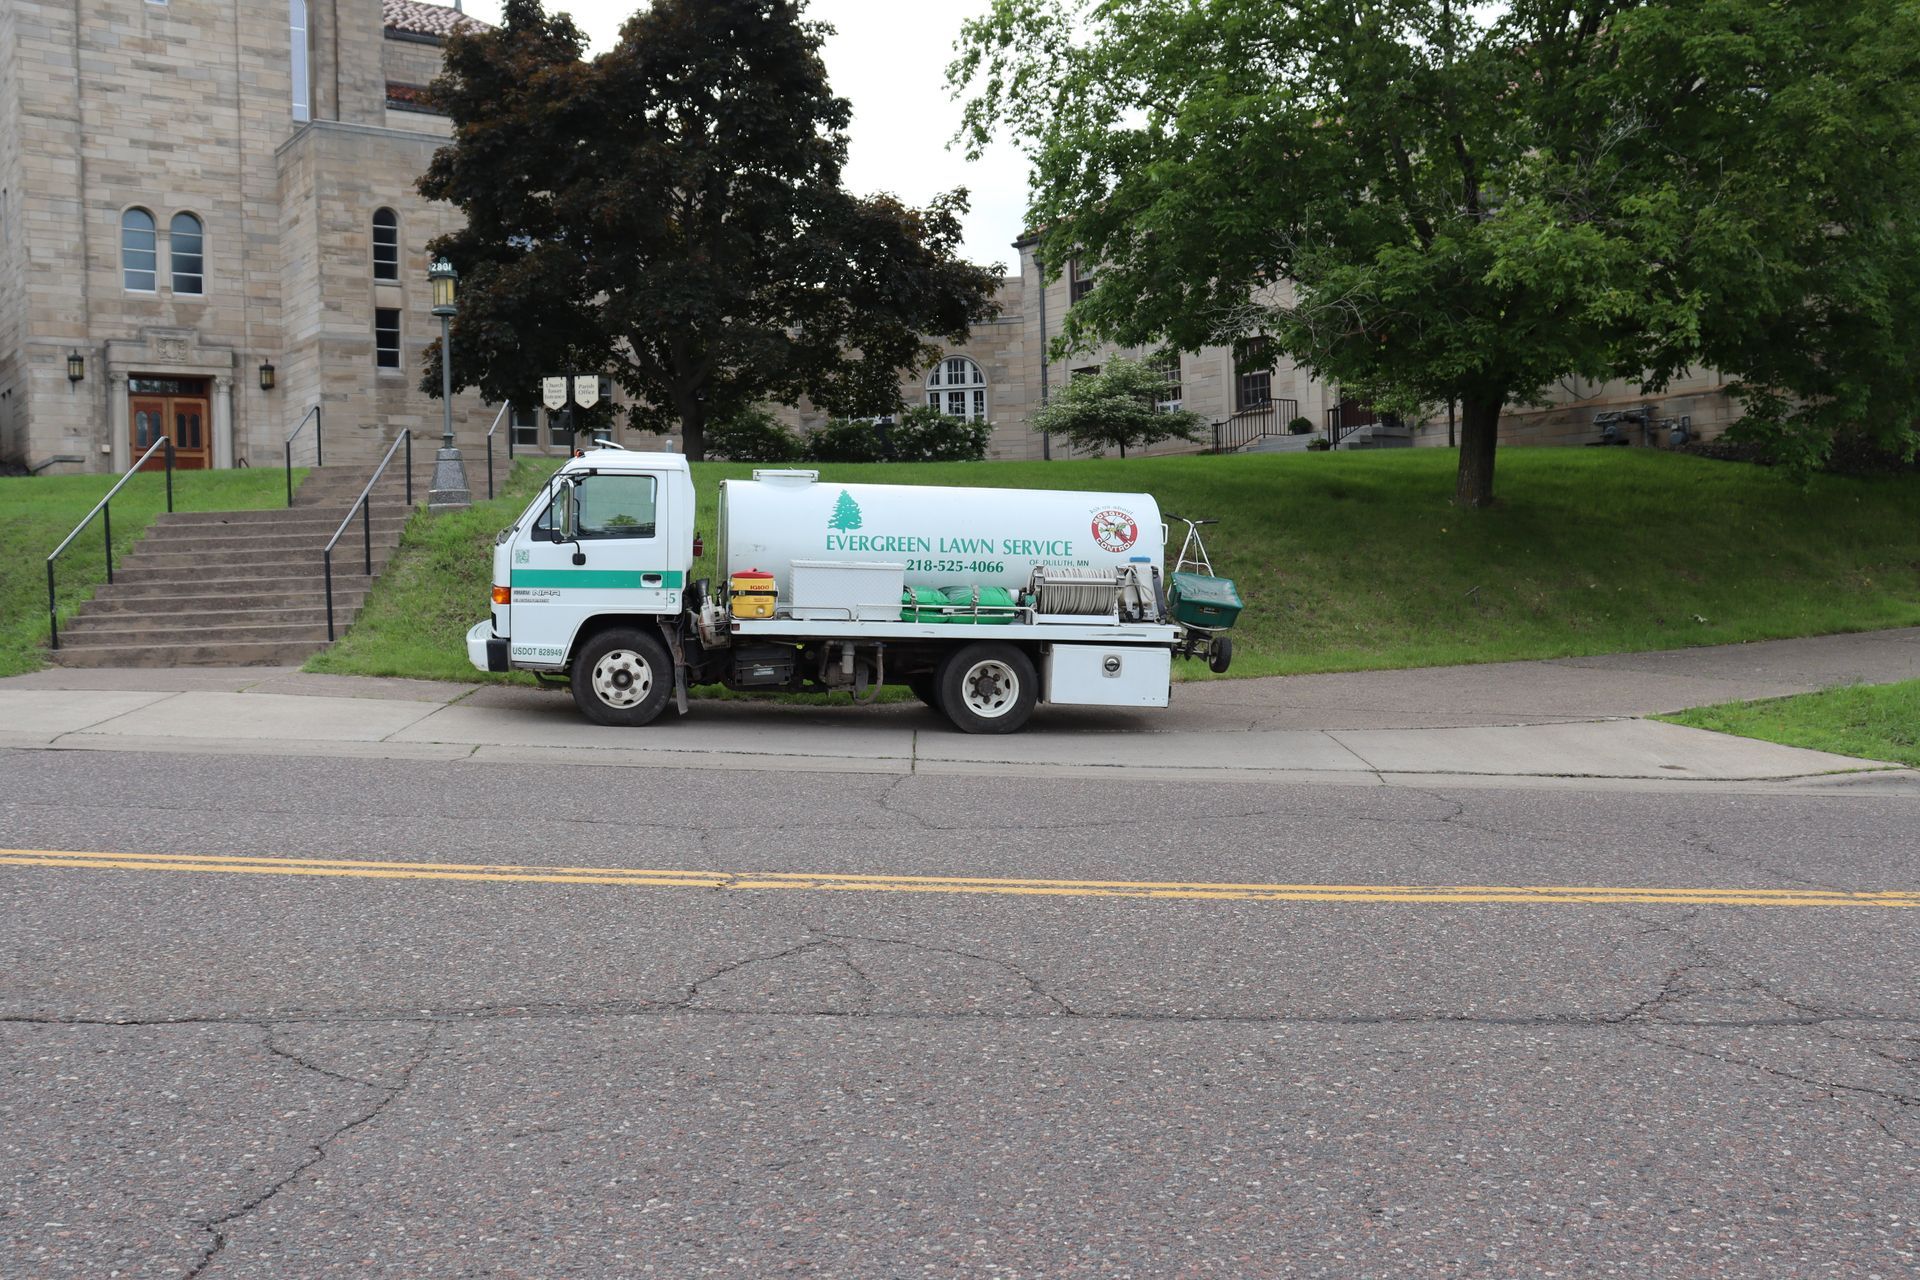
306,447 -> 1920,686
1,468 -> 302,677
1659,680 -> 1920,766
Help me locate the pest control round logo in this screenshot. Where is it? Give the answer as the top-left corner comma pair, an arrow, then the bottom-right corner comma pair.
1090,509 -> 1139,553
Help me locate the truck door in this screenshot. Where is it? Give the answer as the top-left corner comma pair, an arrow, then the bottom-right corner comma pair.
509,471 -> 680,667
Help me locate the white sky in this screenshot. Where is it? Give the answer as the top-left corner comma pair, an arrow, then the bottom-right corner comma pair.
456,0 -> 1034,272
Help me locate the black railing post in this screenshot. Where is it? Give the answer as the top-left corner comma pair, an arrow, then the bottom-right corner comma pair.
315,405 -> 323,468
165,439 -> 175,512
103,502 -> 112,585
486,432 -> 494,500
47,561 -> 59,650
324,550 -> 335,641
362,495 -> 373,576
286,437 -> 294,507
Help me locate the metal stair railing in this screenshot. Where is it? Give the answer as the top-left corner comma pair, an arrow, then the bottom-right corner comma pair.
45,436 -> 174,650
321,429 -> 412,641
1209,398 -> 1299,453
483,401 -> 512,500
284,404 -> 322,507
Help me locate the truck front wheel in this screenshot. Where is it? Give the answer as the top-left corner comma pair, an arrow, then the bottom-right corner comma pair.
938,642 -> 1037,735
571,628 -> 672,727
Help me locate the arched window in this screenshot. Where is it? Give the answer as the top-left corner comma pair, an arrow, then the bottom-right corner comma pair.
170,212 -> 204,295
121,208 -> 156,291
372,208 -> 399,280
925,355 -> 988,422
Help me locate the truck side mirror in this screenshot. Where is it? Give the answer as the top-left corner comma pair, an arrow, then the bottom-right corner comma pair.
549,481 -> 574,543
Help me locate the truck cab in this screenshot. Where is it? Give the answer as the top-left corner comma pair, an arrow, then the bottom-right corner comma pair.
471,450 -> 695,691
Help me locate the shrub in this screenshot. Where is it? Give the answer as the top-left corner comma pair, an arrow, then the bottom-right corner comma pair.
806,405 -> 992,463
704,408 -> 806,462
1288,416 -> 1315,435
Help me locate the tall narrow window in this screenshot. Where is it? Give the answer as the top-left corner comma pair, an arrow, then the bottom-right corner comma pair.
170,212 -> 204,295
375,308 -> 401,370
1069,258 -> 1095,304
1235,338 -> 1273,411
924,355 -> 988,422
372,208 -> 399,280
1151,351 -> 1182,409
121,209 -> 157,291
290,0 -> 310,122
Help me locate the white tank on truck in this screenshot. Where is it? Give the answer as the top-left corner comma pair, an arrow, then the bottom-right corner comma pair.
465,449 -> 1243,735
719,471 -> 1163,598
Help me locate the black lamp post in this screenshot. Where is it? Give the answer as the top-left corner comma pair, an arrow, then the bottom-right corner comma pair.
258,360 -> 276,392
67,350 -> 84,383
426,257 -> 471,511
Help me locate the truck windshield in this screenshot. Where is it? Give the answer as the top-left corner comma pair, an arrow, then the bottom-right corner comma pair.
574,474 -> 657,540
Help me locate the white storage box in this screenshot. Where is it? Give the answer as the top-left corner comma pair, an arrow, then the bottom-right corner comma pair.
788,560 -> 907,622
1044,643 -> 1171,707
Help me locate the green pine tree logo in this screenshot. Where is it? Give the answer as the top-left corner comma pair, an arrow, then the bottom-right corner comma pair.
829,489 -> 863,531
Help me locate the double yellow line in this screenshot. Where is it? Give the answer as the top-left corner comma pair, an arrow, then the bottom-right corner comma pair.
0,847 -> 1914,908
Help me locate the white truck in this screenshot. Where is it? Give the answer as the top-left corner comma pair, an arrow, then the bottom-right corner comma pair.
466,448 -> 1242,734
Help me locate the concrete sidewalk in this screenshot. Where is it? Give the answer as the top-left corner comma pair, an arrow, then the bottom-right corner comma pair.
2,628 -> 1916,789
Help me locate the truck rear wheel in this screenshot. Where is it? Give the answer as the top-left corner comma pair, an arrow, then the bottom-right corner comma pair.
571,628 -> 672,727
938,642 -> 1037,735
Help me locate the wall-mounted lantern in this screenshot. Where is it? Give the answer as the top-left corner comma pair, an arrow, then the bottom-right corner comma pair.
259,360 -> 276,392
67,350 -> 85,383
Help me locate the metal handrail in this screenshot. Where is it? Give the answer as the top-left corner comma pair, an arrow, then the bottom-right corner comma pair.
320,429 -> 413,641
45,436 -> 174,650
285,404 -> 322,506
483,401 -> 512,499
1209,399 -> 1299,453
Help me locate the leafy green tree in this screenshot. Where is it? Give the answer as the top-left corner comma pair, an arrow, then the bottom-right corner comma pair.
421,0 -> 1004,460
1027,358 -> 1204,458
954,0 -> 1920,502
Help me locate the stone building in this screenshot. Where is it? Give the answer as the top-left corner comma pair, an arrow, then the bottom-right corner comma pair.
0,0 -> 506,476
779,234 -> 1737,460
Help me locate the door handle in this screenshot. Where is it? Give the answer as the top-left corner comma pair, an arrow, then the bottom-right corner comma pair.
642,573 -> 663,587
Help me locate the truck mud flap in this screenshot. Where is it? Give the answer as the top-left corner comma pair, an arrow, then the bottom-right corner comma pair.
485,636 -> 510,673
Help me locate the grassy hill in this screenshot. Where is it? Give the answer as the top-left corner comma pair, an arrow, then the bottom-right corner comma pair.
0,468 -> 300,677
306,448 -> 1920,684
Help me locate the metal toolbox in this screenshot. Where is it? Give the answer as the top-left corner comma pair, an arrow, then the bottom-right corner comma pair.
788,559 -> 906,622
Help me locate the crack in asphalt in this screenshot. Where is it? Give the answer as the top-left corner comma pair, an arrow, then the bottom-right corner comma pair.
180,1026 -> 435,1279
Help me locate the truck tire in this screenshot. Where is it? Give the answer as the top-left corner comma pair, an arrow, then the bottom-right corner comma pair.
906,673 -> 943,710
571,628 -> 672,727
938,642 -> 1038,735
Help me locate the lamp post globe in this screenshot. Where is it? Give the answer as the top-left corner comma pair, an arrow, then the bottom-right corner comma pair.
426,257 -> 471,512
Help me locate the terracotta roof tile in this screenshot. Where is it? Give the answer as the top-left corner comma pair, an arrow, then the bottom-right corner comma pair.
383,0 -> 489,40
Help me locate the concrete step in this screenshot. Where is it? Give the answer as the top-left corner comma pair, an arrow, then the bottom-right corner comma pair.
66,603 -> 354,628
131,526 -> 410,556
112,550 -> 395,581
56,619 -> 342,647
77,587 -> 367,616
48,639 -> 328,668
94,570 -> 378,598
157,507 -> 416,528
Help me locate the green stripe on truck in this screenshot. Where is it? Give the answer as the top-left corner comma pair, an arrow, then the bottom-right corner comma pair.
511,569 -> 685,589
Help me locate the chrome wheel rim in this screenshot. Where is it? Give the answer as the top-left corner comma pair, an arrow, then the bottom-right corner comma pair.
591,649 -> 653,709
960,659 -> 1018,719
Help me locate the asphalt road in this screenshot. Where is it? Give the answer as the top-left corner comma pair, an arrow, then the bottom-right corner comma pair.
3,747 -> 1917,1278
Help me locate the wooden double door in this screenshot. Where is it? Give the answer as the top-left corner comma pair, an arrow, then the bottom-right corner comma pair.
129,376 -> 212,470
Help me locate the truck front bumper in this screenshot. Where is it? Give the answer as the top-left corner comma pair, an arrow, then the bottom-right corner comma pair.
466,620 -> 510,674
